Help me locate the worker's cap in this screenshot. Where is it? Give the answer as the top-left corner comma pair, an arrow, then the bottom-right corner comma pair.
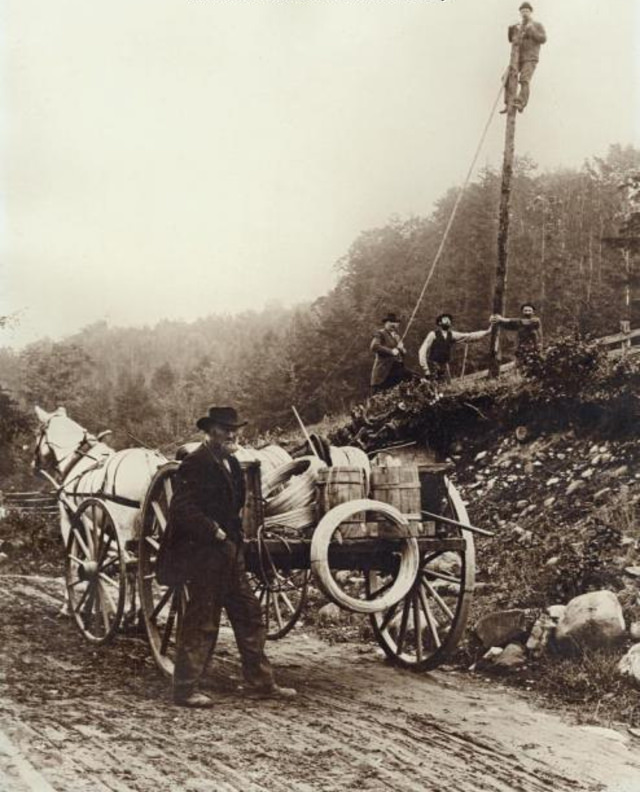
520,302 -> 536,312
519,2 -> 533,11
382,312 -> 401,323
196,406 -> 247,432
436,313 -> 454,325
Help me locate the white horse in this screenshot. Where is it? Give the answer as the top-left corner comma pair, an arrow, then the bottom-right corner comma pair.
33,406 -> 167,549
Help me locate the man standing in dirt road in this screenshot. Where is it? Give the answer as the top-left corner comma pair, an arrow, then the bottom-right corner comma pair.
158,405 -> 296,708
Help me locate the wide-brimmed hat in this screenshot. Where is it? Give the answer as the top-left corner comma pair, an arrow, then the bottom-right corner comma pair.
196,406 -> 247,432
519,2 -> 533,11
436,313 -> 454,325
520,302 -> 536,312
382,312 -> 400,323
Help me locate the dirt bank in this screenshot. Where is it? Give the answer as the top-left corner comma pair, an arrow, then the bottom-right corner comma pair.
1,574 -> 639,792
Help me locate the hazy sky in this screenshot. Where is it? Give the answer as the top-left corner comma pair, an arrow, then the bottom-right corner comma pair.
1,0 -> 639,347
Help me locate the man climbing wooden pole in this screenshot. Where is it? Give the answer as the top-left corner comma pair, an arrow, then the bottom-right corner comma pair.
490,3 -> 546,376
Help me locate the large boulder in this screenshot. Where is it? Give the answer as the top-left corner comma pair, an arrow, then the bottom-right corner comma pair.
618,644 -> 640,685
555,591 -> 625,653
474,609 -> 528,649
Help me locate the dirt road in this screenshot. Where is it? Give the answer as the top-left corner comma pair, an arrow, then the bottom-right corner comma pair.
0,574 -> 638,792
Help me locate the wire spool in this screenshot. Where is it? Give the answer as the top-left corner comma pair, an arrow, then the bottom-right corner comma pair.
329,446 -> 371,493
264,505 -> 317,535
235,444 -> 292,476
310,498 -> 420,614
263,456 -> 326,517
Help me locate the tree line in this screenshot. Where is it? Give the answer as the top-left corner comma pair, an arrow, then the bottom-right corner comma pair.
1,143 -> 638,459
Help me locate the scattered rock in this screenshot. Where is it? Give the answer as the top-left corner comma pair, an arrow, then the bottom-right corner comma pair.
492,642 -> 527,669
566,480 -> 586,496
624,566 -> 640,579
546,477 -> 560,487
593,488 -> 611,504
581,468 -> 594,480
543,496 -> 555,508
474,609 -> 528,649
0,552 -> 8,565
515,426 -> 529,443
612,465 -> 629,479
630,622 -> 640,641
317,603 -> 344,625
556,591 -> 626,653
545,556 -> 560,567
546,604 -> 566,623
516,500 -> 528,511
618,644 -> 640,685
526,613 -> 555,656
474,451 -> 488,462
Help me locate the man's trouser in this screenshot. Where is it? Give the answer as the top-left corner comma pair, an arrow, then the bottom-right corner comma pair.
428,361 -> 452,383
371,361 -> 413,395
517,60 -> 537,109
503,60 -> 537,109
173,542 -> 274,700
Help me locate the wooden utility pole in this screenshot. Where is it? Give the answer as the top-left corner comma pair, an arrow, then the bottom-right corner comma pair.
489,33 -> 522,377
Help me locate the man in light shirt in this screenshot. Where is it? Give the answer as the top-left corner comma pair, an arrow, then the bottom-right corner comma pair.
419,313 -> 491,382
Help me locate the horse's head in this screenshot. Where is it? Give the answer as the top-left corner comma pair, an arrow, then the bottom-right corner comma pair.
33,405 -> 85,476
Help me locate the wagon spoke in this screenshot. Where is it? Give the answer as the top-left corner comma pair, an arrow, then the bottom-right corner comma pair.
272,592 -> 285,631
279,590 -> 296,615
160,591 -> 179,656
396,596 -> 412,655
72,527 -> 91,559
151,501 -> 167,532
97,534 -> 114,570
264,588 -> 271,632
422,578 -> 454,620
413,590 -> 423,664
150,586 -> 174,624
424,569 -> 461,586
379,601 -> 400,633
99,572 -> 120,589
418,586 -> 442,649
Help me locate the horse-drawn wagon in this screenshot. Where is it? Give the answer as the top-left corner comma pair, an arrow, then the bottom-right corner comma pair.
34,406 -> 486,676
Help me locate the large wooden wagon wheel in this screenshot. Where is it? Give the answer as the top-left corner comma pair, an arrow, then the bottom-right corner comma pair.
248,532 -> 309,639
65,498 -> 127,646
138,462 -> 186,677
366,479 -> 475,672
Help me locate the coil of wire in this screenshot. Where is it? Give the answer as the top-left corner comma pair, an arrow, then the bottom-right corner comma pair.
263,456 -> 326,515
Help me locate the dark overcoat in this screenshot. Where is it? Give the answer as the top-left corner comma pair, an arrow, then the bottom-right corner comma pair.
370,327 -> 404,387
156,443 -> 245,585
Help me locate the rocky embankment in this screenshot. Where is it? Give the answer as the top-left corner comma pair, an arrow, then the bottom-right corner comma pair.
450,428 -> 640,711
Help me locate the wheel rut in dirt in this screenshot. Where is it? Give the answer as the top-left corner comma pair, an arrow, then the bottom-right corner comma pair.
1,575 -> 638,792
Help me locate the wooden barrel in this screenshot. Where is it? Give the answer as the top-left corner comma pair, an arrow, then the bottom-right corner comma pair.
369,464 -> 422,534
316,466 -> 366,535
240,460 -> 264,539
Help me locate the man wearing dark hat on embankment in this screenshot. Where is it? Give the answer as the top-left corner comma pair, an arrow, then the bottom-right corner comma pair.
370,312 -> 414,395
491,302 -> 543,368
419,313 -> 492,383
501,2 -> 547,113
157,405 -> 296,707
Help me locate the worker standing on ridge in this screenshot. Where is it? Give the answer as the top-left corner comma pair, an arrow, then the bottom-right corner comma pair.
491,303 -> 543,368
419,313 -> 492,383
501,2 -> 547,113
370,312 -> 413,395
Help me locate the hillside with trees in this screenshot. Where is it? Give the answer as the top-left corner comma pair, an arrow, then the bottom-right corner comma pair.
1,144 -> 639,457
